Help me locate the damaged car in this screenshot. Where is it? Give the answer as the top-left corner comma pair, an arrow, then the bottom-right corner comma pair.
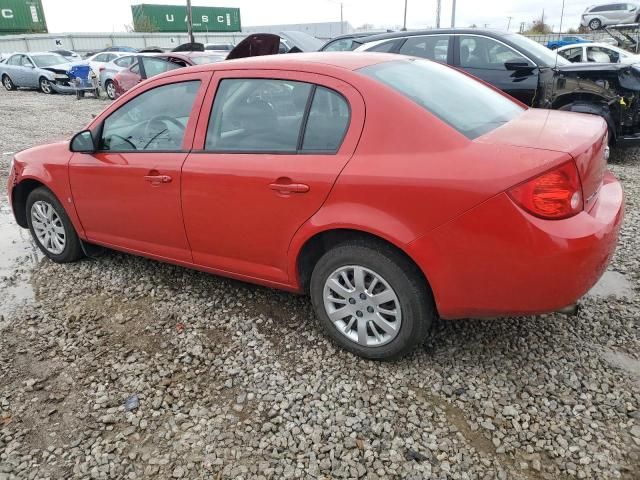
354,29 -> 640,146
0,52 -> 89,94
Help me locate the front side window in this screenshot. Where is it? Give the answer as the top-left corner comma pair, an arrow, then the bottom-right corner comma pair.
140,57 -> 182,78
100,81 -> 200,152
559,47 -> 583,62
8,55 -> 21,66
21,56 -> 34,67
361,59 -> 524,139
459,36 -> 531,70
206,79 -> 312,152
399,35 -> 449,62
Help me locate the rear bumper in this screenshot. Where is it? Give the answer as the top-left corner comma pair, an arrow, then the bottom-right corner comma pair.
408,172 -> 624,319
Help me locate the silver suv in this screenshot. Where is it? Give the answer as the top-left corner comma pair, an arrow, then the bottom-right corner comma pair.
581,3 -> 640,30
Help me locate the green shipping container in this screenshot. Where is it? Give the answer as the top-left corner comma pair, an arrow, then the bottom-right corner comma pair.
0,0 -> 48,34
131,4 -> 241,33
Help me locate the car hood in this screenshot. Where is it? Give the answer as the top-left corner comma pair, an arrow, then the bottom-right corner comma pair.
555,61 -> 640,90
41,61 -> 86,74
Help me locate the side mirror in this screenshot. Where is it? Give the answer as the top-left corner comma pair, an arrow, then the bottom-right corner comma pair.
70,130 -> 96,153
505,61 -> 534,71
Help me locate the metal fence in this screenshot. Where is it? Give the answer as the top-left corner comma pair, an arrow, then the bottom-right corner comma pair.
0,32 -> 249,54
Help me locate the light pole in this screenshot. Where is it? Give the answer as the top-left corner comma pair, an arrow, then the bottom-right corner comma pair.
507,16 -> 512,31
340,2 -> 343,34
436,0 -> 441,28
451,0 -> 456,28
186,0 -> 194,44
402,0 -> 408,31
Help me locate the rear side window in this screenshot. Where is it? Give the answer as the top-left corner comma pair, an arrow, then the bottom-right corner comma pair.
367,40 -> 398,52
559,47 -> 583,62
302,87 -> 350,152
360,59 -> 524,139
399,35 -> 449,62
114,56 -> 135,67
206,79 -> 311,152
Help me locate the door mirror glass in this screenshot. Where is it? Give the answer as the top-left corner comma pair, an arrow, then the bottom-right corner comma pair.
70,130 -> 95,153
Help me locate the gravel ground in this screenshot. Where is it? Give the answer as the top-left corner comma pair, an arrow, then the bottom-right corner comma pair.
0,89 -> 639,480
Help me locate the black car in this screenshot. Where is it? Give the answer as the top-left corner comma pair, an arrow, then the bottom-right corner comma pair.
354,29 -> 640,146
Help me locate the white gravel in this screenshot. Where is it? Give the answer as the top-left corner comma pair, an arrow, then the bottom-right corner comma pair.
0,89 -> 639,479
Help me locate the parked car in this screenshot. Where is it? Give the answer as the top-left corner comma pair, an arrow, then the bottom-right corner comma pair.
320,32 -> 391,51
7,53 -> 623,359
84,46 -> 138,58
557,41 -> 640,63
0,52 -> 85,94
112,52 -> 226,98
98,54 -> 137,100
86,51 -> 131,77
354,29 -> 640,146
205,43 -> 234,51
546,36 -> 591,50
50,49 -> 82,61
581,2 -> 640,30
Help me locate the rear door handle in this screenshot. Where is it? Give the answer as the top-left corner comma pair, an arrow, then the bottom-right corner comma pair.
144,174 -> 172,185
269,182 -> 310,194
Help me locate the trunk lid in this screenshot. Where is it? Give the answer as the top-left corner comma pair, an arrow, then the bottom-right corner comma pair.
478,108 -> 608,211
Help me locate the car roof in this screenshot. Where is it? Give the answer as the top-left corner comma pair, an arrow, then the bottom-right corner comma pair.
326,31 -> 390,41
353,28 -> 512,45
557,42 -> 630,50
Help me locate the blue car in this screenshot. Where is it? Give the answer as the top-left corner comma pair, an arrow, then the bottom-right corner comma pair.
546,36 -> 590,50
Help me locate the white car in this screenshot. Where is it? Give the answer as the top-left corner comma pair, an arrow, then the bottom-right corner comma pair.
85,51 -> 130,77
50,49 -> 82,61
556,42 -> 640,64
581,2 -> 640,30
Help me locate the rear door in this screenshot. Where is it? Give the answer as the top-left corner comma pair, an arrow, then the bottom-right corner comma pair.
181,70 -> 365,284
453,34 -> 539,106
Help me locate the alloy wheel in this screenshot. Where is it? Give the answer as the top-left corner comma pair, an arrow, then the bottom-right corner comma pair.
323,265 -> 402,347
106,82 -> 116,99
40,78 -> 52,94
3,76 -> 12,90
30,200 -> 66,255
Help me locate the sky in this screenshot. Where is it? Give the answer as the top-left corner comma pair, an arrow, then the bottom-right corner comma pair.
40,0 -> 588,33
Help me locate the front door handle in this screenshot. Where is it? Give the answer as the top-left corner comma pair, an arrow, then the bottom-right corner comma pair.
144,174 -> 172,185
269,182 -> 310,194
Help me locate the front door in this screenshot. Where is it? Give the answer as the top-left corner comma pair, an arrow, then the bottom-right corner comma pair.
69,73 -> 210,262
454,35 -> 539,106
181,71 -> 365,284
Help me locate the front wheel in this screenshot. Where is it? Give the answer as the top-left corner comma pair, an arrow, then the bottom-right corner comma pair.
589,18 -> 602,30
26,187 -> 84,263
39,77 -> 54,94
310,241 -> 435,360
105,80 -> 116,100
2,74 -> 16,91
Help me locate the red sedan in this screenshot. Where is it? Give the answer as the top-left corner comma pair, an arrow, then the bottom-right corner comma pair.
113,51 -> 226,98
7,53 -> 623,359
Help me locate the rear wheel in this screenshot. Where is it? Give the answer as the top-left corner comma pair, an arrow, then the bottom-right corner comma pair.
589,18 -> 602,30
39,77 -> 54,94
2,74 -> 15,91
26,187 -> 84,263
105,80 -> 116,100
310,241 -> 435,360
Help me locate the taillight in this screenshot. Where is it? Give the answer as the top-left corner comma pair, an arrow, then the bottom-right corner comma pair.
508,161 -> 583,219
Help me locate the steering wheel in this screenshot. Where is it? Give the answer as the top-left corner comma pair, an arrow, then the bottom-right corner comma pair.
143,115 -> 186,148
109,134 -> 137,150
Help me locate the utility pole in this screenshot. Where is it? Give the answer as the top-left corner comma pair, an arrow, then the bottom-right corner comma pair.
506,16 -> 512,31
436,0 -> 441,28
451,0 -> 457,28
186,0 -> 194,44
402,0 -> 408,31
340,2 -> 343,34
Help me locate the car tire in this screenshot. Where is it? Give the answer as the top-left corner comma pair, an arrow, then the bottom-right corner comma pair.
589,18 -> 602,30
26,187 -> 84,263
39,77 -> 54,94
310,240 -> 435,360
105,80 -> 116,100
2,74 -> 15,91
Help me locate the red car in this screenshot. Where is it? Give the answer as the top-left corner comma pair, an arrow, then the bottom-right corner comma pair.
113,52 -> 226,98
7,53 -> 623,359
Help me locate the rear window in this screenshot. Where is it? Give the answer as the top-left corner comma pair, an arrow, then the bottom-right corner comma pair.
360,59 -> 524,139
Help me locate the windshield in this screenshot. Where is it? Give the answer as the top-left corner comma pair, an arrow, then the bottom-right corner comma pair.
32,54 -> 68,67
505,33 -> 570,67
360,59 -> 524,139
